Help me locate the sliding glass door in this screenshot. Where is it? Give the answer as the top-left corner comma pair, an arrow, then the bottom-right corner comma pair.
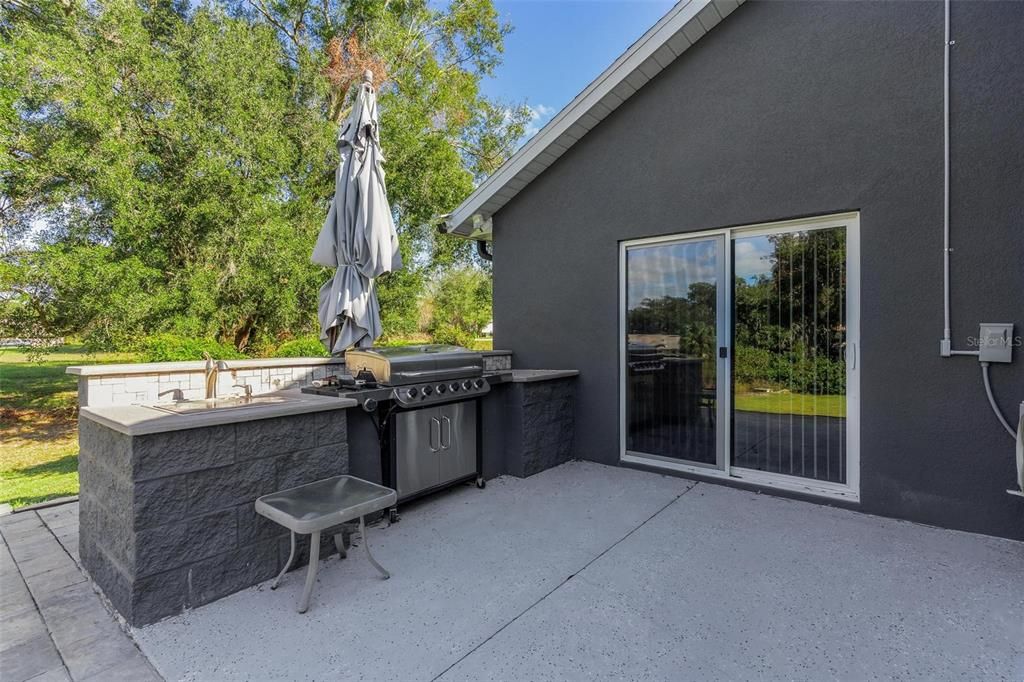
623,235 -> 726,469
621,214 -> 859,500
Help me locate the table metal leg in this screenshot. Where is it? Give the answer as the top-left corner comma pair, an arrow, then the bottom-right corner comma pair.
272,531 -> 296,590
298,530 -> 321,613
359,516 -> 390,580
334,532 -> 347,559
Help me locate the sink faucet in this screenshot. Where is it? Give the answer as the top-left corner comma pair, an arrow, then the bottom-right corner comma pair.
202,352 -> 230,399
159,388 -> 184,402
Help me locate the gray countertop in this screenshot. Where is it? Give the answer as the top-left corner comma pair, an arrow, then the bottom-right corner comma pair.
79,389 -> 356,436
486,369 -> 579,383
79,370 -> 577,436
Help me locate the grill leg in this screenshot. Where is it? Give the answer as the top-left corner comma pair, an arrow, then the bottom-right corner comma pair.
298,530 -> 321,613
360,516 -> 389,579
272,531 -> 296,590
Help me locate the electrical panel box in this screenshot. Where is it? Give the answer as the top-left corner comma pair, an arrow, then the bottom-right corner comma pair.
978,323 -> 1014,363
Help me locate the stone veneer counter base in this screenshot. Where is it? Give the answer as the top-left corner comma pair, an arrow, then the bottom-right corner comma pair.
78,399 -> 354,626
482,374 -> 578,478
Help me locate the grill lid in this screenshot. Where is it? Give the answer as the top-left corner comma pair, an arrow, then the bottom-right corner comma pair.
344,344 -> 483,386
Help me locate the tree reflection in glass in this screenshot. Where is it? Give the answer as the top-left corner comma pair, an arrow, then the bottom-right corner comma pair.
625,239 -> 718,465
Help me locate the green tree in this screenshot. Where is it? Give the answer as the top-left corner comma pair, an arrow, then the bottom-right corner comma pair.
427,266 -> 491,347
733,229 -> 847,394
1,0 -> 523,351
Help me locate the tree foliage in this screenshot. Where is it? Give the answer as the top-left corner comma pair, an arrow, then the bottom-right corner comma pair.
732,230 -> 847,394
1,0 -> 525,352
427,266 -> 490,347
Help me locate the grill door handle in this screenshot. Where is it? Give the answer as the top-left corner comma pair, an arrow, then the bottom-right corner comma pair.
429,417 -> 440,452
440,416 -> 452,450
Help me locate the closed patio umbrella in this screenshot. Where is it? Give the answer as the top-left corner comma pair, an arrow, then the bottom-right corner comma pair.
313,70 -> 402,353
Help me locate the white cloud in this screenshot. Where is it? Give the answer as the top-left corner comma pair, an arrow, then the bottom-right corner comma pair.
626,240 -> 719,308
523,103 -> 555,138
733,236 -> 774,281
532,104 -> 555,118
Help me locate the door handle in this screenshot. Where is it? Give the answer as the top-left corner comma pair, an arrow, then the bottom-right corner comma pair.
440,416 -> 452,450
846,342 -> 857,370
429,417 -> 440,452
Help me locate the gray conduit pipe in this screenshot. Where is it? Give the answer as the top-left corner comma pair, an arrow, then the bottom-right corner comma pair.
981,363 -> 1017,439
940,0 -> 977,358
942,0 -> 953,355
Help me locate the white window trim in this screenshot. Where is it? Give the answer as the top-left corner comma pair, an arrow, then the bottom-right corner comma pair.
619,212 -> 861,502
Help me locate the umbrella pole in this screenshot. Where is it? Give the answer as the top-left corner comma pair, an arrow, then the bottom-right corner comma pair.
327,325 -> 341,357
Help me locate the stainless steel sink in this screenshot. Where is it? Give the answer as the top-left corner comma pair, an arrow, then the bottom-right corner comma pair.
150,395 -> 293,415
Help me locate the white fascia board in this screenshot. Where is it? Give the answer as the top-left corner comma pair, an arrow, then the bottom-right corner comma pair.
444,0 -> 742,238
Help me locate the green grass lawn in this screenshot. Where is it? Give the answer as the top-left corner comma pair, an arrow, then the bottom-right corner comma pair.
0,345 -> 136,509
734,391 -> 846,418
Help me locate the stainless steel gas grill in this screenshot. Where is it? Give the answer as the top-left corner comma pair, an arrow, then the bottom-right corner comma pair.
344,345 -> 490,407
302,345 -> 489,519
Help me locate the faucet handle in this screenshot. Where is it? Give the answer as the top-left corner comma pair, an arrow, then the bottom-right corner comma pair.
232,383 -> 253,398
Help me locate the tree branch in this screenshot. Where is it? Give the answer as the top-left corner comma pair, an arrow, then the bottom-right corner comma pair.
246,0 -> 301,49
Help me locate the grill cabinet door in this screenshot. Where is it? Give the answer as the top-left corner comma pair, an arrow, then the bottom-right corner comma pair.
437,401 -> 477,485
394,407 -> 441,497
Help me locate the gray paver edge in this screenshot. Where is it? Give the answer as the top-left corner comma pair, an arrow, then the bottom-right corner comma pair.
1,511 -> 71,682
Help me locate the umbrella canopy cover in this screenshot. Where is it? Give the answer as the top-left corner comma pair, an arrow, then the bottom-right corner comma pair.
312,73 -> 402,353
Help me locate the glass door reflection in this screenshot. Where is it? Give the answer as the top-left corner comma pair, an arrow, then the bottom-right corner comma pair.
625,237 -> 723,468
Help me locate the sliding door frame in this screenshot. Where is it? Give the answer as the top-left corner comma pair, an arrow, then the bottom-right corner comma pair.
620,212 -> 861,502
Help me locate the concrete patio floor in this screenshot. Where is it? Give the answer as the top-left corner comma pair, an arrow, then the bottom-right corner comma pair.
131,461 -> 1024,681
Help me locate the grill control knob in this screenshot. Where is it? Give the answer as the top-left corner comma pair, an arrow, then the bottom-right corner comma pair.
450,382 -> 459,392
422,385 -> 433,396
407,387 -> 418,399
462,380 -> 472,391
436,383 -> 447,394
474,379 -> 485,389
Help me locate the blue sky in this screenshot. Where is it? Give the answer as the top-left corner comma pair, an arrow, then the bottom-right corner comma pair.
482,1 -> 675,138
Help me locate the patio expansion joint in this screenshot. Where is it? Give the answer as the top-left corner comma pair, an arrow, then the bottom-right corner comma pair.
429,480 -> 702,681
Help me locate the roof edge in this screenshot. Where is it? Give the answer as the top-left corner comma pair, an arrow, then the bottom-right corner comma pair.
443,0 -> 744,239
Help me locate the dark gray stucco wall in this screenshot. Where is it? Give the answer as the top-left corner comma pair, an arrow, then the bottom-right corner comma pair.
491,1 -> 1024,539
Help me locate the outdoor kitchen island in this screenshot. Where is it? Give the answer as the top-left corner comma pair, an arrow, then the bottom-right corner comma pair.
73,351 -> 579,626
75,390 -> 357,626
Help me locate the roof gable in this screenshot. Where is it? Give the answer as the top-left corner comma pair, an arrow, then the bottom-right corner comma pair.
443,0 -> 746,239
